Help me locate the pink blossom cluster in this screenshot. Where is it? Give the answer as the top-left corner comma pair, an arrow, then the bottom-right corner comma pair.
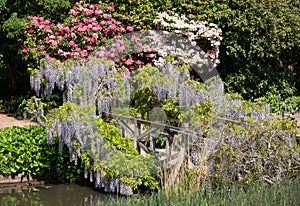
22,2 -> 222,73
23,1 -> 136,65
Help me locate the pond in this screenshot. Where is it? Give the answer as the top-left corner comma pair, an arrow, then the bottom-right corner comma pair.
0,183 -> 119,206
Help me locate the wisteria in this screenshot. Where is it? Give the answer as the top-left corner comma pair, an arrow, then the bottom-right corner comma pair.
25,4 -> 274,193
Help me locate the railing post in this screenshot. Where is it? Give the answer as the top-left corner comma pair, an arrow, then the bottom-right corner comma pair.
181,123 -> 189,151
150,133 -> 155,151
117,120 -> 125,137
134,113 -> 142,153
165,137 -> 171,157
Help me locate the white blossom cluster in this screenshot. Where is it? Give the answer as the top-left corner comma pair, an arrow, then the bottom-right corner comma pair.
153,12 -> 222,67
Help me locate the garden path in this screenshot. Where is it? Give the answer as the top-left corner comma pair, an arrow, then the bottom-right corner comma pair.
0,111 -> 38,128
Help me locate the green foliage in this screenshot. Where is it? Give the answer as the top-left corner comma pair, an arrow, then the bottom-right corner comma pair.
102,0 -> 174,30
0,95 -> 31,116
51,144 -> 84,183
20,96 -> 57,121
97,118 -> 138,156
264,86 -> 300,114
0,125 -> 83,182
0,126 -> 51,176
2,12 -> 26,38
94,118 -> 159,190
130,87 -> 159,119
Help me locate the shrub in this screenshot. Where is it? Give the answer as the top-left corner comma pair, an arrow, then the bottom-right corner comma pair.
0,125 -> 82,182
206,118 -> 300,188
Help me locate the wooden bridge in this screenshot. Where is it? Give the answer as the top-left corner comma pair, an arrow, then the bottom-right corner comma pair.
103,111 -> 300,187
104,112 -> 192,170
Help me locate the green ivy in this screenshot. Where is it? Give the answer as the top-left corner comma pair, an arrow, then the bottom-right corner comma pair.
0,125 -> 83,182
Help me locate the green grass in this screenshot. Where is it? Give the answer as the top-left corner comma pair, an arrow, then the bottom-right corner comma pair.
109,179 -> 300,206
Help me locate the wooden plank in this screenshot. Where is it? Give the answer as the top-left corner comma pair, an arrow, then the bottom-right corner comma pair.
118,120 -> 134,137
137,141 -> 150,153
137,127 -> 159,141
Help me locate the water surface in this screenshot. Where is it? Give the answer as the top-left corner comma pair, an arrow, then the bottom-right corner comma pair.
0,183 -> 118,206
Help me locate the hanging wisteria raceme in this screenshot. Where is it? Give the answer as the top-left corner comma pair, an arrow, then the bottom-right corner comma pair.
30,57 -> 137,195
30,57 -> 131,114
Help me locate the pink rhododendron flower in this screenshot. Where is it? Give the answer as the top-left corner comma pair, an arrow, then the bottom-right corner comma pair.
51,40 -> 58,47
87,37 -> 95,43
136,60 -> 144,65
45,37 -> 51,43
92,33 -> 98,39
69,40 -> 76,47
105,5 -> 115,10
37,45 -> 43,49
83,18 -> 89,23
63,52 -> 70,57
126,58 -> 133,65
85,9 -> 93,16
108,24 -> 117,30
103,29 -> 109,34
22,48 -> 27,53
45,26 -> 52,32
146,53 -> 155,58
94,9 -> 102,16
95,51 -> 105,57
70,9 -> 78,16
126,26 -> 133,31
47,56 -> 56,61
103,14 -> 112,19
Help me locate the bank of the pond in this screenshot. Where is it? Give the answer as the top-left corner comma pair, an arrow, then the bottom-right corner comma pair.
111,179 -> 300,206
0,183 -> 118,206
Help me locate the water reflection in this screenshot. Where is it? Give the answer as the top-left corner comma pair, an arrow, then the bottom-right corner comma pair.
0,183 -> 118,206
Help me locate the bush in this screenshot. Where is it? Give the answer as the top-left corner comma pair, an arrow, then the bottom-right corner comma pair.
0,125 -> 83,182
206,118 -> 300,188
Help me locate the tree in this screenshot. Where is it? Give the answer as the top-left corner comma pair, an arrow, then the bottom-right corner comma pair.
0,0 -> 91,96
